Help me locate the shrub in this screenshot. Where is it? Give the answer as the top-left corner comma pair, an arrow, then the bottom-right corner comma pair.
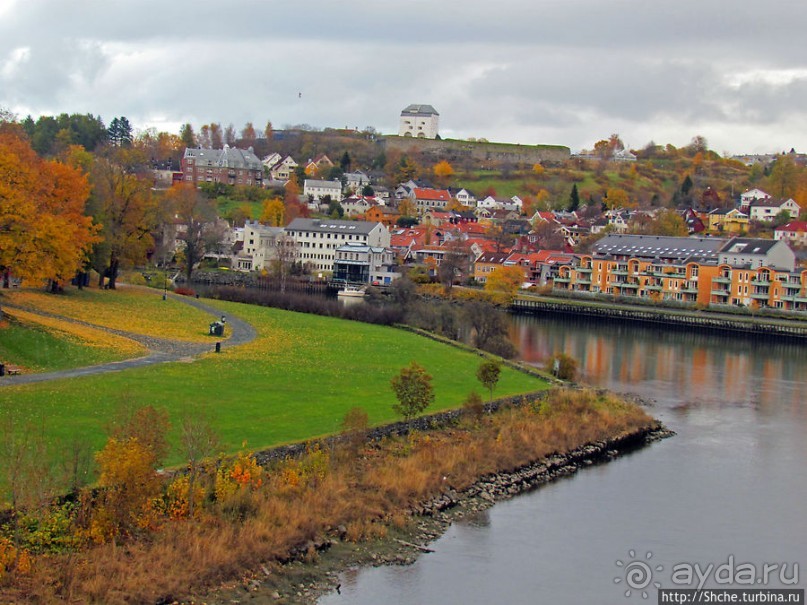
173,287 -> 196,297
546,352 -> 579,381
463,391 -> 485,423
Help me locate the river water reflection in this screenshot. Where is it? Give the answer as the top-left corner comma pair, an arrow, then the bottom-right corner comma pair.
320,313 -> 807,605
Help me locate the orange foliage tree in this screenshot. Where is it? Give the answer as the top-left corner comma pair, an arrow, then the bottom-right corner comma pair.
0,131 -> 99,290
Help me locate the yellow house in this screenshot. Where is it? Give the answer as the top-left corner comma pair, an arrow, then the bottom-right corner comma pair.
707,208 -> 749,235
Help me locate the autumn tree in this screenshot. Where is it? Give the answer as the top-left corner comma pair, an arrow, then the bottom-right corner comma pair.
433,160 -> 455,186
767,155 -> 799,198
388,154 -> 420,185
224,123 -> 236,146
398,197 -> 417,218
530,220 -> 567,250
604,187 -> 631,209
165,182 -> 220,282
640,209 -> 688,236
223,203 -> 250,229
476,359 -> 502,401
484,265 -> 524,303
93,404 -> 170,539
486,223 -> 516,252
463,302 -> 517,358
0,131 -> 99,291
264,120 -> 273,140
260,197 -> 285,226
284,173 -> 301,205
241,122 -> 257,146
390,361 -> 435,422
438,238 -> 469,293
89,152 -> 158,288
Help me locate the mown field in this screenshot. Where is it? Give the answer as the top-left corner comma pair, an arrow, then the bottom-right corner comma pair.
0,291 -> 548,466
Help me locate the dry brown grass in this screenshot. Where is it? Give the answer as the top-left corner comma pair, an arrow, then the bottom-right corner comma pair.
5,389 -> 655,604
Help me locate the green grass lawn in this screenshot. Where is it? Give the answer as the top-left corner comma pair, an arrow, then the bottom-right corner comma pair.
0,298 -> 548,466
0,318 -> 135,373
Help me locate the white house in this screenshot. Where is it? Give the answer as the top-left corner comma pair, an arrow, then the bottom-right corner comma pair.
343,171 -> 371,194
304,179 -> 342,202
748,198 -> 801,223
340,196 -> 376,218
398,104 -> 439,139
774,221 -> 807,246
231,221 -> 286,271
333,243 -> 399,286
739,188 -> 771,212
719,237 -> 796,272
285,218 -> 391,274
450,188 -> 477,207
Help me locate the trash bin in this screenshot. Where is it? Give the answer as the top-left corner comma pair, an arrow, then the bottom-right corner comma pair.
209,322 -> 224,336
0,364 -> 5,377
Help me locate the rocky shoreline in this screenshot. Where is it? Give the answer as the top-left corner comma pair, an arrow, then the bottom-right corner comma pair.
201,423 -> 673,605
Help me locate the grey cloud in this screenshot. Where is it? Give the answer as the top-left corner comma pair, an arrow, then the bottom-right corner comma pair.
1,1 -> 806,153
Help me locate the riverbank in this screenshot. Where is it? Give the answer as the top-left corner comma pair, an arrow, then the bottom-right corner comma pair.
203,417 -> 672,605
512,294 -> 807,340
205,425 -> 674,605
0,389 -> 661,604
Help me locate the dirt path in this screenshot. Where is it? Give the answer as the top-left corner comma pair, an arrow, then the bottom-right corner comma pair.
0,290 -> 257,387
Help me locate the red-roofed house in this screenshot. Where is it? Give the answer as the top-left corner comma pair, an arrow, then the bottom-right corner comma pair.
504,250 -> 576,284
422,210 -> 454,227
775,221 -> 807,246
411,188 -> 452,213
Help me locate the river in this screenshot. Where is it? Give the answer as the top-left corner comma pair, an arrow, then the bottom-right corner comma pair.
320,313 -> 807,604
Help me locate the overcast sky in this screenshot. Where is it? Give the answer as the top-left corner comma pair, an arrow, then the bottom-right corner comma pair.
2,0 -> 806,154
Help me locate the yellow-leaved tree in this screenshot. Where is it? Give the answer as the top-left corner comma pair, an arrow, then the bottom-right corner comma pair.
260,197 -> 285,226
0,130 -> 100,290
484,265 -> 525,303
433,160 -> 454,187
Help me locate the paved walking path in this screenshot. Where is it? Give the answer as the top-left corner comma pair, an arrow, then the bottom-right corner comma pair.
0,289 -> 257,387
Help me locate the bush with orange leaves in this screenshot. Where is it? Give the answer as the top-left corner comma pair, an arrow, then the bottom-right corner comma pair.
0,537 -> 32,581
84,437 -> 163,542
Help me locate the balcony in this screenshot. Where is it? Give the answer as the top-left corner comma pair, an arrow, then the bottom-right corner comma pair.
713,276 -> 732,284
619,282 -> 639,289
611,268 -> 629,276
554,276 -> 571,283
750,291 -> 770,300
751,278 -> 771,286
643,284 -> 662,291
711,290 -> 730,297
576,279 -> 592,285
576,266 -> 592,274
